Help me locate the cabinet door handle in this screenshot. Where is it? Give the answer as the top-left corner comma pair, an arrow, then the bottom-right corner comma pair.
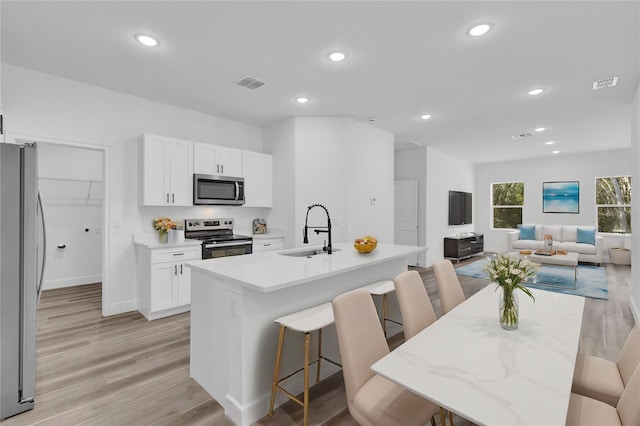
221,164 -> 224,174
172,193 -> 175,203
173,253 -> 185,256
180,264 -> 183,275
264,243 -> 272,247
166,193 -> 170,203
216,164 -> 220,173
174,265 -> 178,275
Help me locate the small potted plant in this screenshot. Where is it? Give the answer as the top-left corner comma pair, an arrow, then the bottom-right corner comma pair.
153,217 -> 175,243
485,254 -> 539,330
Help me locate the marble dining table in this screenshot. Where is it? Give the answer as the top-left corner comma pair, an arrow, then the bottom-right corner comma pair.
371,284 -> 585,426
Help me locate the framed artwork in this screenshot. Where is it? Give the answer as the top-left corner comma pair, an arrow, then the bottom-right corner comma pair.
543,181 -> 579,213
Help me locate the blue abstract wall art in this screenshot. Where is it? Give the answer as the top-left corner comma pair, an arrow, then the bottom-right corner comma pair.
543,181 -> 579,213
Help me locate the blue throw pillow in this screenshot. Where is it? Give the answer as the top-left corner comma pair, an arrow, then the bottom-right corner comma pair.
517,225 -> 536,240
576,227 -> 596,245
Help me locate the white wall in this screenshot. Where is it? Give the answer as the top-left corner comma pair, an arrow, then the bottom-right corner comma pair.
263,118 -> 296,247
631,81 -> 640,325
346,119 -> 394,243
3,64 -> 264,315
426,147 -> 475,265
294,117 -> 350,247
266,116 -> 394,250
38,143 -> 103,289
394,146 -> 427,266
475,149 -> 632,254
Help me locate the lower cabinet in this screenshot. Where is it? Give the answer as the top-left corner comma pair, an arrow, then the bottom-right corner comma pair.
253,237 -> 284,252
136,244 -> 200,320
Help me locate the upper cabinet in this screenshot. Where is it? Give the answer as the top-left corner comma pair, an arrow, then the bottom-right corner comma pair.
139,133 -> 271,208
139,134 -> 193,206
242,151 -> 272,208
193,142 -> 242,177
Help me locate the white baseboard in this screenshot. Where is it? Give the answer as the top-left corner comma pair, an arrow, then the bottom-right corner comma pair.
43,274 -> 102,290
104,299 -> 138,317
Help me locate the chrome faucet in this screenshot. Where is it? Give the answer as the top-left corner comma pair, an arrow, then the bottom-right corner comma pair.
303,203 -> 332,254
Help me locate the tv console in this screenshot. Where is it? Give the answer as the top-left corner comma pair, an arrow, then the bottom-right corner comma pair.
444,233 -> 484,262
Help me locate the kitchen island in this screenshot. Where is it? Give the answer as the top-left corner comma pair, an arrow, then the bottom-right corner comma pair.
186,242 -> 425,426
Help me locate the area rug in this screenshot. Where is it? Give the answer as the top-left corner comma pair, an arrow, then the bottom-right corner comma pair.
454,258 -> 608,300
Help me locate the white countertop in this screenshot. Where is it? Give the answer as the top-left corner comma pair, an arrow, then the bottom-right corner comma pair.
372,284 -> 585,426
187,242 -> 425,293
133,234 -> 202,249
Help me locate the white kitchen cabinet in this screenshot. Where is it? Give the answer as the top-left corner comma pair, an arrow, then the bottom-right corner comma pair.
242,151 -> 273,207
253,237 -> 283,252
193,142 -> 242,177
135,244 -> 200,320
139,134 -> 193,206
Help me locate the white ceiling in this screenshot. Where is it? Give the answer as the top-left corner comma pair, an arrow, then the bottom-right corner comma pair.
2,1 -> 639,163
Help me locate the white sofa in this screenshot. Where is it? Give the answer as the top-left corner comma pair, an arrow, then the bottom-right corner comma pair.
507,224 -> 603,265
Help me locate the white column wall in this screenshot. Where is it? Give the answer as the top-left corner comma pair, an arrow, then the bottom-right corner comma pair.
346,119 -> 394,243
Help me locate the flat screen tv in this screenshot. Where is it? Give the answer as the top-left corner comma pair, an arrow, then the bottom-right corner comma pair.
449,190 -> 472,226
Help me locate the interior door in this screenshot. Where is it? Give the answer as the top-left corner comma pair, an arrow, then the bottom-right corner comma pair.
394,180 -> 419,266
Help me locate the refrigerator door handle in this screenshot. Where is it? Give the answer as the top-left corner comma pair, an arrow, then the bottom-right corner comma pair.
36,191 -> 46,304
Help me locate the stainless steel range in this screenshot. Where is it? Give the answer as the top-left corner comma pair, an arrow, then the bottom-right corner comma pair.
184,218 -> 253,259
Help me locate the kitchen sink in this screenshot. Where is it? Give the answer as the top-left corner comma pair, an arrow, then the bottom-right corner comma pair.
279,248 -> 342,257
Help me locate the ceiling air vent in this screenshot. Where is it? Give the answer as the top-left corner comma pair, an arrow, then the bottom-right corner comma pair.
510,133 -> 532,141
235,75 -> 267,90
593,76 -> 618,90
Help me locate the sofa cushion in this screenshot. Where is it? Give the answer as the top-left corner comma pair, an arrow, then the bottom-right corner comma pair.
562,226 -> 578,242
558,242 -> 597,255
517,224 -> 536,240
513,240 -> 544,251
577,227 -> 596,245
543,225 -> 562,242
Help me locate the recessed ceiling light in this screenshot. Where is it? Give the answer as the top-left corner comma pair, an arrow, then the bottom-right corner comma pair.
552,150 -> 560,154
296,97 -> 309,104
420,114 -> 432,120
328,51 -> 347,62
528,88 -> 544,96
535,127 -> 546,132
467,23 -> 493,37
545,141 -> 555,145
135,34 -> 159,47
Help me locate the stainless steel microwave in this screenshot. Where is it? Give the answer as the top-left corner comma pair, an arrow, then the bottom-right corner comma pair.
193,174 -> 245,205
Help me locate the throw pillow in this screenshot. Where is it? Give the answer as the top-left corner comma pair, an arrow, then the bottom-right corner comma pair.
517,224 -> 536,240
576,227 -> 596,245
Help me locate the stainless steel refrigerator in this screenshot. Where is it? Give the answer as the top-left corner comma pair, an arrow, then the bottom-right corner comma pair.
0,142 -> 46,419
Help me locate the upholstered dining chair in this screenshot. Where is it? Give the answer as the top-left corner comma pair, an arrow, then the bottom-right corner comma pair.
432,259 -> 466,315
332,288 -> 443,426
572,325 -> 640,407
393,270 -> 437,340
566,365 -> 640,426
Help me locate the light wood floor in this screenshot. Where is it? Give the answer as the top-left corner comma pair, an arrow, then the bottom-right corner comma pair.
1,260 -> 634,426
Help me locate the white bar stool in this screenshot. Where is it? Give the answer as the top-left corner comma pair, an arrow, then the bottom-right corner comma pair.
361,280 -> 402,337
268,303 -> 341,426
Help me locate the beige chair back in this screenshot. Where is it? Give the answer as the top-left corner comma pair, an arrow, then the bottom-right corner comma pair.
616,365 -> 640,425
432,259 -> 465,314
617,326 -> 640,387
393,270 -> 437,340
332,288 -> 389,406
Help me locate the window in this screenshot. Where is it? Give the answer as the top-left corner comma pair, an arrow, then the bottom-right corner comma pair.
596,176 -> 631,233
492,182 -> 524,229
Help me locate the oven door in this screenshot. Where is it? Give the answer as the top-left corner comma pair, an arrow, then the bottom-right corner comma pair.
202,240 -> 252,259
194,174 -> 245,205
